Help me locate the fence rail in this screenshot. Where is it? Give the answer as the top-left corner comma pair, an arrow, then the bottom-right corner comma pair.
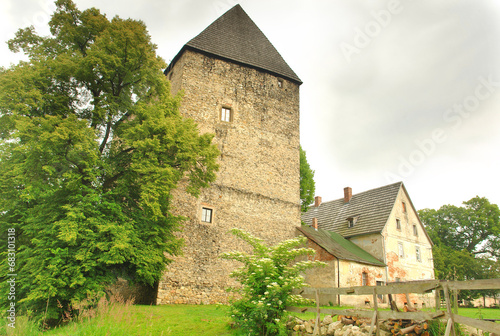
286,278 -> 500,336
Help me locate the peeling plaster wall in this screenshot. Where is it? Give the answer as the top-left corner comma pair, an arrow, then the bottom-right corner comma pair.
382,187 -> 435,307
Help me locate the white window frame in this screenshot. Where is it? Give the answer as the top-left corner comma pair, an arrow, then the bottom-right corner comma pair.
201,207 -> 213,223
221,107 -> 231,122
398,242 -> 405,258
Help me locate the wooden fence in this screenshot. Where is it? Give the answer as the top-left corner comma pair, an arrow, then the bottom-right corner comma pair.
287,278 -> 500,336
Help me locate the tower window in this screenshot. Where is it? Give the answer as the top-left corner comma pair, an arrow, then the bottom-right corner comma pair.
221,107 -> 232,122
201,207 -> 213,223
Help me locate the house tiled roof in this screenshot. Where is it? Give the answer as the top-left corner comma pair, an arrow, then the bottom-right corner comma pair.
297,226 -> 385,267
165,5 -> 302,84
302,182 -> 403,238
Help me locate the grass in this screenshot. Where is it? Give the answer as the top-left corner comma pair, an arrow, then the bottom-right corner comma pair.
3,302 -> 498,336
3,303 -> 236,336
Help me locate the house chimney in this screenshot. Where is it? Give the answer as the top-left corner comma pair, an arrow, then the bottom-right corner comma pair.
314,196 -> 322,207
344,187 -> 352,203
312,218 -> 318,230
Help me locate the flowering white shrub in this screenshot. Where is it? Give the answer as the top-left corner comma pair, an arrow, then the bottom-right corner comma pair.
220,228 -> 326,336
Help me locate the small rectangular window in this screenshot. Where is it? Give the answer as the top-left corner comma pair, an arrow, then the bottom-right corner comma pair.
362,272 -> 368,286
278,78 -> 283,88
402,202 -> 407,213
413,225 -> 418,236
416,246 -> 421,262
201,207 -> 213,223
396,219 -> 401,230
398,242 -> 404,258
221,107 -> 231,122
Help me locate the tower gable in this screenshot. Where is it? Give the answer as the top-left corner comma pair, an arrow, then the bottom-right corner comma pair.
165,5 -> 302,84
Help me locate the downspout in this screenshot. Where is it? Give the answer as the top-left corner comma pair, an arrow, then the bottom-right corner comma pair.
337,258 -> 340,306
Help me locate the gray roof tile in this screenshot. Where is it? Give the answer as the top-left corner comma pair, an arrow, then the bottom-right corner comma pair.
302,182 -> 403,238
165,5 -> 302,84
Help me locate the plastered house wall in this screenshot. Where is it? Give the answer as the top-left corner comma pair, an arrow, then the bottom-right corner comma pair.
382,188 -> 435,307
156,50 -> 301,305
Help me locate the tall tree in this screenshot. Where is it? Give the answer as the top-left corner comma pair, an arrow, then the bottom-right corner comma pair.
419,197 -> 500,301
419,197 -> 500,258
0,0 -> 219,324
299,146 -> 315,212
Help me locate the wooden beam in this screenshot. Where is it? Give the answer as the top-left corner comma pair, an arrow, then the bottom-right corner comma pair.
452,314 -> 500,335
444,278 -> 500,291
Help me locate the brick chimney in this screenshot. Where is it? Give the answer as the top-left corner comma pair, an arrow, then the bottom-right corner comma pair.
314,196 -> 322,207
312,217 -> 318,230
344,187 -> 352,203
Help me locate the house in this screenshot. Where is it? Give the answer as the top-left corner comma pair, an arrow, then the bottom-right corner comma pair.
156,5 -> 302,305
300,182 -> 435,307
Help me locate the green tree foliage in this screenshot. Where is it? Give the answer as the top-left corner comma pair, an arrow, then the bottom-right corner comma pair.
0,0 -> 219,324
221,229 -> 325,336
419,197 -> 500,258
419,197 -> 500,301
299,146 -> 315,212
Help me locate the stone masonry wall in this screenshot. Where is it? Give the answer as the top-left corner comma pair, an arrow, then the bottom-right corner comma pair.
157,50 -> 301,304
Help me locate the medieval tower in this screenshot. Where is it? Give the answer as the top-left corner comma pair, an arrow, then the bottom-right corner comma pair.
156,5 -> 302,304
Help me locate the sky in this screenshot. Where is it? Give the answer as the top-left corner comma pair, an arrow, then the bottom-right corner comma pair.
1,0 -> 499,211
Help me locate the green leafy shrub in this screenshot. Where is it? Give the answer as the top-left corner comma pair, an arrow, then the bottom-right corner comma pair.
221,228 -> 325,336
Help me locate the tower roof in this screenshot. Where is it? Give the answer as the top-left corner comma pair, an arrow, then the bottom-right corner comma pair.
165,5 -> 302,84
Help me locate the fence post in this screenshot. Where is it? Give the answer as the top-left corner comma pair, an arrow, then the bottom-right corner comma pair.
369,287 -> 379,336
443,283 -> 455,336
313,289 -> 322,336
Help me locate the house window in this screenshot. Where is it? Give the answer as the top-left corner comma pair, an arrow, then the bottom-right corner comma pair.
396,219 -> 401,230
416,246 -> 421,262
278,78 -> 283,88
402,202 -> 407,213
221,107 -> 232,122
362,272 -> 368,286
347,216 -> 359,228
201,207 -> 213,223
413,224 -> 418,236
398,242 -> 404,258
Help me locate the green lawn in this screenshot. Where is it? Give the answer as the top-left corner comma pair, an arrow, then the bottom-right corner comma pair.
4,304 -> 498,336
5,304 -> 237,336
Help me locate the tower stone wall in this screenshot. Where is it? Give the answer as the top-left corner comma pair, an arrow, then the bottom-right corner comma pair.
156,48 -> 301,304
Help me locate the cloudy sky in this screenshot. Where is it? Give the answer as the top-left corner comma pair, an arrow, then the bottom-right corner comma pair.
1,0 -> 499,211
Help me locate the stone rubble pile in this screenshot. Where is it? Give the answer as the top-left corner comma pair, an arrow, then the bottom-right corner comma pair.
286,314 -> 392,336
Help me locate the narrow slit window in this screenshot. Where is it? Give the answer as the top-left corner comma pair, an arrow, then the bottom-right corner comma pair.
396,218 -> 401,230
413,224 -> 418,236
221,107 -> 232,122
398,242 -> 404,258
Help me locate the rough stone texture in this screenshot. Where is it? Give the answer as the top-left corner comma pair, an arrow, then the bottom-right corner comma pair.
157,50 -> 301,304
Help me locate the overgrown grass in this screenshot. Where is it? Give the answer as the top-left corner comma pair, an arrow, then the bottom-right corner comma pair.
2,302 -> 497,336
2,301 -> 237,336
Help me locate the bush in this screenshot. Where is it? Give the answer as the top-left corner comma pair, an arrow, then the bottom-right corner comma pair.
221,228 -> 325,336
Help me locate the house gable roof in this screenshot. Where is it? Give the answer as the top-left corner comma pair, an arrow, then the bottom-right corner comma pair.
164,5 -> 302,84
302,182 -> 403,238
297,226 -> 385,267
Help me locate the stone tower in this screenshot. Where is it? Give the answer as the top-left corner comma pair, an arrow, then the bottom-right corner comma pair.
156,5 -> 302,304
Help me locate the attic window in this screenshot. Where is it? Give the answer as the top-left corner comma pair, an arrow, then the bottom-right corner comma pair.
413,224 -> 418,236
278,78 -> 283,88
347,216 -> 359,228
396,218 -> 401,230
